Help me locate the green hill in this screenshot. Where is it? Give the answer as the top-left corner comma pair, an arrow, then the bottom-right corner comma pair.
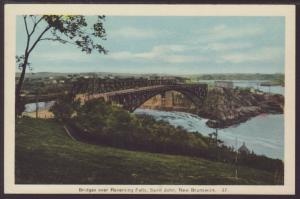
15,117 -> 275,184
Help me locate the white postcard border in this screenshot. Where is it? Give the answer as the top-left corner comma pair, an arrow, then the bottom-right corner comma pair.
4,4 -> 296,195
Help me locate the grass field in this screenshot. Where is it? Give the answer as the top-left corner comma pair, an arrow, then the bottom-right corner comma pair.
15,117 -> 276,184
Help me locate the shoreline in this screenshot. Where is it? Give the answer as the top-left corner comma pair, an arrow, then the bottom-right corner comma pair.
139,88 -> 284,129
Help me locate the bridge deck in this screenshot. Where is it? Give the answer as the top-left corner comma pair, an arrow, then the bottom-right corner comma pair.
75,85 -> 169,101
23,83 -> 207,106
98,85 -> 167,96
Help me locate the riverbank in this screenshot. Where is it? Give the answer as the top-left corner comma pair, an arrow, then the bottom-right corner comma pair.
16,117 -> 278,184
22,109 -> 54,118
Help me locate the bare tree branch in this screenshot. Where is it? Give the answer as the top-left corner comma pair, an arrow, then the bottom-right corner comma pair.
29,15 -> 36,25
23,16 -> 29,36
29,16 -> 45,37
28,25 -> 52,54
39,37 -> 60,42
40,37 -> 77,46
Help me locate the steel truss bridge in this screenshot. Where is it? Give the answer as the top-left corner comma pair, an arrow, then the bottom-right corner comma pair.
22,78 -> 208,112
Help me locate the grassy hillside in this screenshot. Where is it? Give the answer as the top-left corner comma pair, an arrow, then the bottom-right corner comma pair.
15,117 -> 276,184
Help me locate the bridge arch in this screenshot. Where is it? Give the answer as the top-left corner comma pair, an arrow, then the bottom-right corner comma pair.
107,84 -> 208,112
128,88 -> 204,112
80,84 -> 207,112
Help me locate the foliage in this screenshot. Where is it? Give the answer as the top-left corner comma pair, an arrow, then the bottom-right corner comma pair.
191,73 -> 284,82
52,99 -> 209,155
42,15 -> 107,54
236,87 -> 252,93
49,94 -> 80,121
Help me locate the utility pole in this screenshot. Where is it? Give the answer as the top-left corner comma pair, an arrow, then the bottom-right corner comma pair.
216,127 -> 218,160
212,126 -> 219,161
93,76 -> 96,94
235,136 -> 238,179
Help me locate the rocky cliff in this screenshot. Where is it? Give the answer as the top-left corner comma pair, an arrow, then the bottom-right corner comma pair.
198,87 -> 284,128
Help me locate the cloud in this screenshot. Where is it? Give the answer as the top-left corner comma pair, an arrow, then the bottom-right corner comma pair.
152,45 -> 187,53
31,51 -> 90,61
108,51 -> 136,60
194,24 -> 264,43
219,47 -> 283,63
108,44 -> 207,64
206,42 -> 253,51
108,27 -> 164,39
162,55 -> 206,64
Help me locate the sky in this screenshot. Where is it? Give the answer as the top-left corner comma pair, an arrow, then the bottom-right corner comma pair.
16,16 -> 285,75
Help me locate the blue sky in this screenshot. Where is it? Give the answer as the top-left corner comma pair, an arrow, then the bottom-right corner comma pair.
16,16 -> 285,75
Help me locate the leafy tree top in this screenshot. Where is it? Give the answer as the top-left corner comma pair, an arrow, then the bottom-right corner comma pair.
16,15 -> 108,70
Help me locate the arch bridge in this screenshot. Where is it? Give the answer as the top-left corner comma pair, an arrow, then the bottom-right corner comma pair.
76,84 -> 207,112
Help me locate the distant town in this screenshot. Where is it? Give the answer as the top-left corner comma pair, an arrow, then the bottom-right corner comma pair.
16,72 -> 284,96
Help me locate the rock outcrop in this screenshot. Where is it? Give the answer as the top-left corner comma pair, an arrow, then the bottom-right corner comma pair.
198,87 -> 284,128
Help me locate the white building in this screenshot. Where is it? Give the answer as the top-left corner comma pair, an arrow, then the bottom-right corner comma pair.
215,81 -> 234,89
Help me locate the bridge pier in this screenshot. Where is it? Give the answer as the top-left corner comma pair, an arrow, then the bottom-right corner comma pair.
160,92 -> 166,108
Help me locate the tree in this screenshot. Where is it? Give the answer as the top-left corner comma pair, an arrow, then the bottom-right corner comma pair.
16,15 -> 107,115
49,94 -> 81,121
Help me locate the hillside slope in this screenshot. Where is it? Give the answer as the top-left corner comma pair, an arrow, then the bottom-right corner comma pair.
16,118 -> 275,184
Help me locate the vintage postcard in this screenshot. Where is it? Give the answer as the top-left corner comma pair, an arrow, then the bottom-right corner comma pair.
4,4 -> 295,195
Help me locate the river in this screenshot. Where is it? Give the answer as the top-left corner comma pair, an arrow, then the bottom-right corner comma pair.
198,80 -> 284,95
24,101 -> 55,112
24,81 -> 284,160
135,80 -> 284,160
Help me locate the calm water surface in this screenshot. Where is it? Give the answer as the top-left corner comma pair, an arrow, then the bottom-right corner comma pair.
198,80 -> 284,95
24,101 -> 55,112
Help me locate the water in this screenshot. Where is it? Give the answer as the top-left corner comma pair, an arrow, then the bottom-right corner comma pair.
198,80 -> 284,95
134,108 -> 284,160
24,101 -> 55,112
234,80 -> 284,95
